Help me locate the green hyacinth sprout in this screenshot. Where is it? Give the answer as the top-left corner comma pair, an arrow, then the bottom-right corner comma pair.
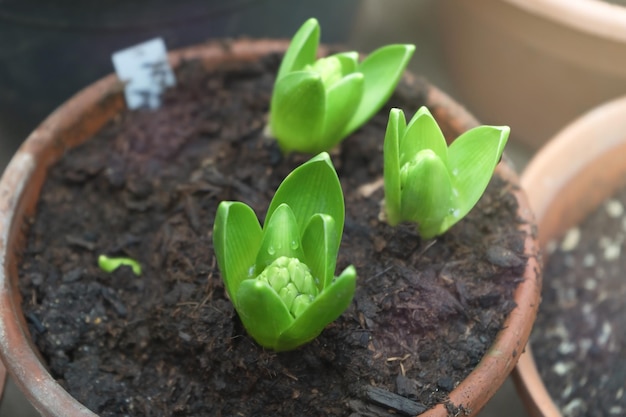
213,152 -> 356,351
268,18 -> 415,154
98,255 -> 142,276
384,106 -> 509,239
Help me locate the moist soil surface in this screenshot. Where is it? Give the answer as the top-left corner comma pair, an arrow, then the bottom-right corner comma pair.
532,187 -> 626,417
18,50 -> 527,417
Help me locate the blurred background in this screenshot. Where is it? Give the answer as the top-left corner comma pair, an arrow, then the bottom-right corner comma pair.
3,0 -> 626,415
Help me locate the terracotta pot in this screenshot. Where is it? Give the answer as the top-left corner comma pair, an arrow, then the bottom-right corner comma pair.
513,95 -> 626,417
436,0 -> 626,150
0,359 -> 6,397
0,40 -> 541,417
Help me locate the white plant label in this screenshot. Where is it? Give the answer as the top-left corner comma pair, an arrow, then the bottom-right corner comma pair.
112,38 -> 176,110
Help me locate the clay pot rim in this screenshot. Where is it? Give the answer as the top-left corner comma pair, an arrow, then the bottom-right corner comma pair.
521,94 -> 626,247
503,0 -> 626,43
514,95 -> 626,417
0,39 -> 540,417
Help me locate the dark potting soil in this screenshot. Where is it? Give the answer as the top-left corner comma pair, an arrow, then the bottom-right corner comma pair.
532,187 -> 626,417
18,51 -> 528,417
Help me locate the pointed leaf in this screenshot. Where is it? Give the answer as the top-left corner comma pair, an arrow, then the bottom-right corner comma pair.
342,44 -> 415,137
255,204 -> 305,273
383,108 -> 406,226
213,202 -> 263,302
276,265 -> 356,351
266,152 -> 344,240
402,106 -> 448,166
320,73 -> 364,151
276,18 -> 320,80
302,214 -> 338,291
236,279 -> 294,349
446,125 -> 509,223
401,150 -> 454,239
269,71 -> 326,153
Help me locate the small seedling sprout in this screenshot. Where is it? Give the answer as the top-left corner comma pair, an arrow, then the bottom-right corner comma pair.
213,152 -> 356,351
268,18 -> 415,154
98,255 -> 142,276
383,106 -> 509,239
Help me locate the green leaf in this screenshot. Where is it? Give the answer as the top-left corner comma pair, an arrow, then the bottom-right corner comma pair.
266,152 -> 344,240
276,265 -> 356,351
301,214 -> 338,291
98,255 -> 142,276
255,204 -> 305,274
446,125 -> 509,226
400,150 -> 454,239
269,71 -> 326,153
236,279 -> 294,350
276,18 -> 320,80
342,44 -> 415,137
213,201 -> 263,303
383,108 -> 406,226
331,51 -> 359,75
320,73 -> 364,151
401,106 -> 448,166
309,56 -> 344,88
